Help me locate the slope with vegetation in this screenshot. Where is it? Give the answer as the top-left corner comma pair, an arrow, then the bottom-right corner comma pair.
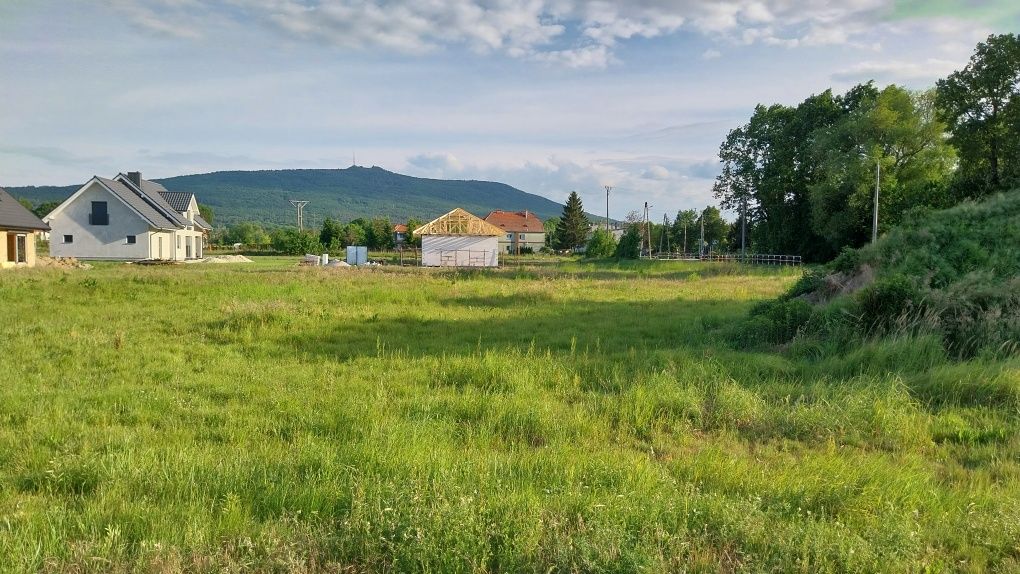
6,166 -> 570,227
735,189 -> 1020,362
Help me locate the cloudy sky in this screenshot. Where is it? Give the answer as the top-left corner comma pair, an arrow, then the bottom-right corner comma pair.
2,1 -> 1018,218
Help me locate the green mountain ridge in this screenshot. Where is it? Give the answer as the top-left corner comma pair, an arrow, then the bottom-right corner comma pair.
5,166 -> 577,227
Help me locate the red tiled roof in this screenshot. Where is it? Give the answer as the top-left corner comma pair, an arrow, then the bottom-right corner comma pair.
393,224 -> 408,232
483,210 -> 544,233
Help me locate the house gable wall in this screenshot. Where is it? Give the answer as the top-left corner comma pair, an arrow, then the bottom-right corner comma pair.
47,181 -> 155,260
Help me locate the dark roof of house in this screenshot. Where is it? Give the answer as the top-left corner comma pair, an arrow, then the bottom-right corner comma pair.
113,174 -> 190,228
193,213 -> 211,230
96,177 -> 181,229
159,191 -> 195,212
483,210 -> 544,233
0,187 -> 50,231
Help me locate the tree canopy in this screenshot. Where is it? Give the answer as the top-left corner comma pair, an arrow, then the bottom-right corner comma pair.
554,192 -> 590,250
936,33 -> 1020,197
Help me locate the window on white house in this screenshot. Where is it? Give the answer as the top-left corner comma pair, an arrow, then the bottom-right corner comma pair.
63,235 -> 73,243
176,236 -> 181,248
506,234 -> 513,240
89,201 -> 109,225
126,235 -> 136,244
519,233 -> 526,240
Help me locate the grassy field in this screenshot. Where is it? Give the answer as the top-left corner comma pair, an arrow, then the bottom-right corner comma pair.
0,258 -> 1017,573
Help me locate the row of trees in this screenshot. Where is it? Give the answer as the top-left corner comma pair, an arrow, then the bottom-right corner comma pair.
218,215 -> 422,255
713,33 -> 1020,262
551,189 -> 733,259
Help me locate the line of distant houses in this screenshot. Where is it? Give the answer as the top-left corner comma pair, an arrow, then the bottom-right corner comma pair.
1,171 -> 557,268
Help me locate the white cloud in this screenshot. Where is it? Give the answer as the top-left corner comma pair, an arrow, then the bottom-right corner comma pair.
642,165 -> 670,180
407,152 -> 465,176
832,58 -> 962,83
701,48 -> 722,60
104,0 -> 975,69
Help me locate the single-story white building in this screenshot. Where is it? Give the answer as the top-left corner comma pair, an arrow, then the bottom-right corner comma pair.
414,208 -> 504,267
44,172 -> 210,261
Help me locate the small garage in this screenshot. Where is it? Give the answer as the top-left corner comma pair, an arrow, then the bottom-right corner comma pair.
414,208 -> 504,267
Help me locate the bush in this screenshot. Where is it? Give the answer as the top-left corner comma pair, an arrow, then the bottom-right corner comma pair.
585,229 -> 617,259
855,274 -> 919,332
729,298 -> 814,348
829,246 -> 863,274
271,228 -> 322,255
783,270 -> 826,300
614,225 -> 641,259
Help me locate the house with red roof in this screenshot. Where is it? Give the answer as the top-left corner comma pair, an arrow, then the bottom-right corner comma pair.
483,210 -> 545,254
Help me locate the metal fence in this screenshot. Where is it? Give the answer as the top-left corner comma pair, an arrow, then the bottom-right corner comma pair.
643,253 -> 803,266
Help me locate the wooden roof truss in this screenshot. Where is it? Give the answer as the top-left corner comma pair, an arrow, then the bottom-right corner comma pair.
413,208 -> 505,237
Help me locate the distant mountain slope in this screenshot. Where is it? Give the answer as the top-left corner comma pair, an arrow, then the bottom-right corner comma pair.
6,167 -> 572,226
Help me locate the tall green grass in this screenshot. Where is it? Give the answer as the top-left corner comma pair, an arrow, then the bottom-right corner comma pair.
0,259 -> 1017,572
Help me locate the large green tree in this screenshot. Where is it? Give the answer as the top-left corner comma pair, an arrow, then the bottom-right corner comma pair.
366,217 -> 395,250
937,33 -> 1020,197
223,222 -> 270,247
697,206 -> 729,253
31,201 -> 61,219
198,203 -> 215,225
554,192 -> 590,250
713,86 -> 861,260
810,86 -> 956,251
320,217 -> 345,249
670,209 -> 699,253
405,217 -> 424,247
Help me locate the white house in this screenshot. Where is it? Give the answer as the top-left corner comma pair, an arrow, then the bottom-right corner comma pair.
45,172 -> 210,261
413,208 -> 504,267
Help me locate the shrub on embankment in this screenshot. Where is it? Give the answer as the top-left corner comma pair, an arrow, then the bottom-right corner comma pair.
731,190 -> 1020,359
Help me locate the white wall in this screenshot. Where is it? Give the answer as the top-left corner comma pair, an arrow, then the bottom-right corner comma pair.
48,181 -> 154,260
421,235 -> 499,267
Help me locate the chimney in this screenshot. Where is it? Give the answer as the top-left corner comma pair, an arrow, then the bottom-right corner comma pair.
127,171 -> 142,188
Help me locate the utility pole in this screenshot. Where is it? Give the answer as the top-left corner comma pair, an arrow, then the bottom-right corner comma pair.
289,200 -> 310,231
642,202 -> 653,257
699,211 -> 705,259
605,186 -> 612,233
741,194 -> 747,262
659,213 -> 670,255
872,159 -> 880,244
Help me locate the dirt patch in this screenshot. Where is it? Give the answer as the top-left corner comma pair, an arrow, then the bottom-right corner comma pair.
36,257 -> 92,269
800,264 -> 875,304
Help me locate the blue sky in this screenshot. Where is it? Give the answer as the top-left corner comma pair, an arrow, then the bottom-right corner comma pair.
2,0 -> 1018,219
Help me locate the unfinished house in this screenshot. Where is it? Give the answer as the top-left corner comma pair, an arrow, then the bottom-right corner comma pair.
0,187 -> 50,268
413,208 -> 504,267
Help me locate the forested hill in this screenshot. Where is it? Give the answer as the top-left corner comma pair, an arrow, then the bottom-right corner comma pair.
6,166 -> 569,226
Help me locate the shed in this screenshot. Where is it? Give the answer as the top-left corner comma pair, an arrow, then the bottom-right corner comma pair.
413,208 -> 504,267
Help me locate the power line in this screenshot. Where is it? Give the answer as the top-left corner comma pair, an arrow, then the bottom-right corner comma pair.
289,200 -> 310,231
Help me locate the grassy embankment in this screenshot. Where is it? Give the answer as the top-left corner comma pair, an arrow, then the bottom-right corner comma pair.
0,257 -> 1017,572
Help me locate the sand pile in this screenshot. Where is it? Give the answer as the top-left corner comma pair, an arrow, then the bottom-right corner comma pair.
36,257 -> 92,269
201,255 -> 253,263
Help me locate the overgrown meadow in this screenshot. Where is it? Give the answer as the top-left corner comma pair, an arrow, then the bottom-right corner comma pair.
0,259 -> 1017,572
